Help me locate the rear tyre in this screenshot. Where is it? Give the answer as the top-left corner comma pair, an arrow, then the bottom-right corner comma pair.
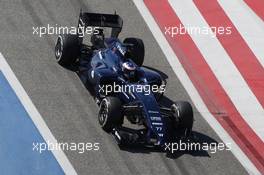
171,101 -> 193,136
123,37 -> 145,66
55,34 -> 80,66
98,97 -> 124,132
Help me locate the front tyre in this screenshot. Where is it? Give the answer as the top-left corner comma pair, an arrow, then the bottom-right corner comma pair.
98,97 -> 124,132
55,34 -> 80,66
171,101 -> 193,137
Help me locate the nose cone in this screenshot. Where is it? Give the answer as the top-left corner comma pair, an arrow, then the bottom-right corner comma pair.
132,86 -> 167,146
143,105 -> 167,146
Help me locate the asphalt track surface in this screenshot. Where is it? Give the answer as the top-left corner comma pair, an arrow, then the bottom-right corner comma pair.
0,0 -> 248,174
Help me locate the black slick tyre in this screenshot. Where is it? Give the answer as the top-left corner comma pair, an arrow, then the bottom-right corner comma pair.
98,97 -> 123,132
123,37 -> 145,66
55,34 -> 80,66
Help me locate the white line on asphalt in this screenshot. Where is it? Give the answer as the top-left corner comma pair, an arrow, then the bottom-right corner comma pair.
132,0 -> 260,174
0,53 -> 77,175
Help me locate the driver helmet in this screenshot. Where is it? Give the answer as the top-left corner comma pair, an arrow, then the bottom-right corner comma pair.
122,62 -> 136,80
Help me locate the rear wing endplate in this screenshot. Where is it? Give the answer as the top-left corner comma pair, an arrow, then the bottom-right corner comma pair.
78,11 -> 123,38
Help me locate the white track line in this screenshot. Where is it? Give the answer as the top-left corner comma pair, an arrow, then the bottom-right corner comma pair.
132,0 -> 260,174
169,0 -> 264,141
0,53 -> 77,175
219,0 -> 264,67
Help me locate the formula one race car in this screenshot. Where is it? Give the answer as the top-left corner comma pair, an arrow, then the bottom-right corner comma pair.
54,11 -> 194,147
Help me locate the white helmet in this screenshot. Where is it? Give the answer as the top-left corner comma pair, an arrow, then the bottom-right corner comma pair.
122,62 -> 136,80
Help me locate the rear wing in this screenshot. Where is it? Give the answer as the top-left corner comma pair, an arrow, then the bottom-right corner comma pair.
78,11 -> 123,38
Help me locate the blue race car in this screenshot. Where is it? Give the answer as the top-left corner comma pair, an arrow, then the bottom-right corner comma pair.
54,12 -> 193,147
